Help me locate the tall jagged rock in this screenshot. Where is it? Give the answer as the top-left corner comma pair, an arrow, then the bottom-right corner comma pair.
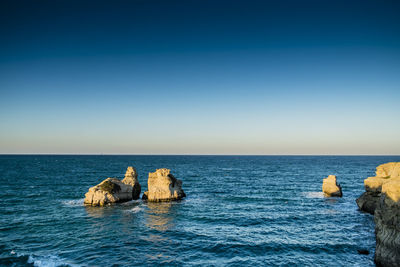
322,175 -> 342,197
122,166 -> 141,200
142,168 -> 186,202
84,166 -> 141,206
356,162 -> 400,214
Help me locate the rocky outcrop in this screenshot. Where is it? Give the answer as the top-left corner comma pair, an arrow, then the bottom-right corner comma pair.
356,162 -> 400,267
142,168 -> 186,202
357,162 -> 400,214
84,166 -> 141,206
374,180 -> 400,267
322,175 -> 342,197
121,166 -> 141,200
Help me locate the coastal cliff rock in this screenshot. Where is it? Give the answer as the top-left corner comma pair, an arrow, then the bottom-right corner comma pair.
322,175 -> 342,197
142,168 -> 186,202
356,162 -> 400,214
84,166 -> 141,206
374,180 -> 400,267
356,162 -> 400,266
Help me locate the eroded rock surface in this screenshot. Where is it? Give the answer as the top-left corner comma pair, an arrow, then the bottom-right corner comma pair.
356,162 -> 400,214
142,168 -> 186,202
374,180 -> 400,267
84,166 -> 141,206
322,175 -> 342,197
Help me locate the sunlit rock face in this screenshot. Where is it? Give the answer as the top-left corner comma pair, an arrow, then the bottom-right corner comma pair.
142,168 -> 186,202
322,175 -> 342,197
84,166 -> 141,206
356,162 -> 400,214
121,166 -> 141,200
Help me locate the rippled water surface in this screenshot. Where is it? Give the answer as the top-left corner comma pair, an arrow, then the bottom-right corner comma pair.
1,155 -> 400,266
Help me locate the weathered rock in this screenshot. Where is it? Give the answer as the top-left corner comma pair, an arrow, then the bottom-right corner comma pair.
322,175 -> 342,197
121,166 -> 141,200
356,162 -> 400,266
374,180 -> 400,267
84,166 -> 141,206
356,191 -> 380,215
376,162 -> 400,179
357,162 -> 400,214
142,168 -> 186,202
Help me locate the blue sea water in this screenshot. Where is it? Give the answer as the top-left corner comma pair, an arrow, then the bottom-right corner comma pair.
1,155 -> 400,266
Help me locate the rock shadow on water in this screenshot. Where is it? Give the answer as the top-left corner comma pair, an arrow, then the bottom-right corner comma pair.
323,197 -> 340,204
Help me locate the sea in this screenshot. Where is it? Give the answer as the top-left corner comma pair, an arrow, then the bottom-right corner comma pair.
1,155 -> 399,266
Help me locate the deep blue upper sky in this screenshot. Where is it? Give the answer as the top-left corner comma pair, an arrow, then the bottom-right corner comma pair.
0,0 -> 399,154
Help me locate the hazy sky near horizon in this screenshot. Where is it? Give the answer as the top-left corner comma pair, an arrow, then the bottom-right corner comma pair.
0,0 -> 399,154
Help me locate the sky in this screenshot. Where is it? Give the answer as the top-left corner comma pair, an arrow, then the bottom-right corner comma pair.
0,0 -> 399,155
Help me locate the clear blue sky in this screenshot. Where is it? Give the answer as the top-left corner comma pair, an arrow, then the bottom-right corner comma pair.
0,0 -> 399,154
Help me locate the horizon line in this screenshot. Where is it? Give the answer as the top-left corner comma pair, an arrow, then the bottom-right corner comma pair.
0,153 -> 399,156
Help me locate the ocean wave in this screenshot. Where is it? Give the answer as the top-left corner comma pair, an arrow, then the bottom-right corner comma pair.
61,199 -> 84,207
28,255 -> 65,267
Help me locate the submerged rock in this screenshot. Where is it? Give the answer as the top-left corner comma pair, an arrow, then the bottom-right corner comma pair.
357,249 -> 369,255
322,175 -> 342,197
142,168 -> 186,202
356,162 -> 400,214
84,166 -> 141,206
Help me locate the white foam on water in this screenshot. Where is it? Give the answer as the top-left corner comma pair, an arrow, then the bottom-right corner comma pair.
128,205 -> 144,213
61,199 -> 84,207
303,192 -> 325,198
27,254 -> 80,267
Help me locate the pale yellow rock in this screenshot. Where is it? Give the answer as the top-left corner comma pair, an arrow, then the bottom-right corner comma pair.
143,168 -> 186,202
84,166 -> 141,206
382,179 -> 400,203
376,162 -> 400,178
364,162 -> 400,193
84,178 -> 133,206
322,175 -> 342,197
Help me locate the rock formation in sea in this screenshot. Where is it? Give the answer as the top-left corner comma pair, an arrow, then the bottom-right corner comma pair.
356,162 -> 400,267
84,166 -> 141,206
121,166 -> 141,200
356,162 -> 400,214
322,175 -> 342,197
142,168 -> 186,202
